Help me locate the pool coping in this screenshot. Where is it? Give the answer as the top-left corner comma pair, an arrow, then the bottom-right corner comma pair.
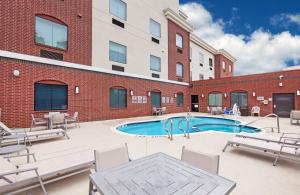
110,115 -> 264,138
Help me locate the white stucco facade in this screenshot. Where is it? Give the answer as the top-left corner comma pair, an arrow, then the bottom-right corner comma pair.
92,0 -> 180,80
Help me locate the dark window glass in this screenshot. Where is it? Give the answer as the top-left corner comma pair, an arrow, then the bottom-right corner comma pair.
34,83 -> 68,111
231,92 -> 248,108
35,16 -> 68,50
209,58 -> 213,66
151,92 -> 161,108
110,88 -> 127,109
176,93 -> 184,107
208,93 -> 222,107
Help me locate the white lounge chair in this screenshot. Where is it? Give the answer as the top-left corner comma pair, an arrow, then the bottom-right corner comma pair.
181,146 -> 220,174
0,122 -> 69,146
94,143 -> 130,172
223,136 -> 300,166
290,110 -> 300,125
0,147 -> 94,194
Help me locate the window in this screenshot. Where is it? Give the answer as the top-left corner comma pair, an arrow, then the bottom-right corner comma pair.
229,65 -> 232,73
199,53 -> 204,65
110,88 -> 127,109
222,61 -> 226,70
209,58 -> 213,66
109,41 -> 127,64
190,47 -> 192,60
176,63 -> 183,77
35,16 -> 68,50
150,55 -> 161,72
150,19 -> 161,38
176,93 -> 184,107
176,34 -> 183,48
209,93 -> 222,107
199,74 -> 204,80
109,0 -> 127,20
190,71 -> 192,81
231,92 -> 248,108
34,83 -> 68,111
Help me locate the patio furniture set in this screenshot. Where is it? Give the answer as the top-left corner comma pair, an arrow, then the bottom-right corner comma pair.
152,107 -> 167,115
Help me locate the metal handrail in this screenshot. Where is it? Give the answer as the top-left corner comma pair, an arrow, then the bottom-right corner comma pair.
163,118 -> 173,141
178,117 -> 190,139
240,113 -> 280,133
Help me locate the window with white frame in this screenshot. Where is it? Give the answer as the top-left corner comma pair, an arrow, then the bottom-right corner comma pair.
149,19 -> 161,38
176,63 -> 183,77
109,41 -> 127,64
199,52 -> 204,65
199,74 -> 204,80
229,65 -> 232,72
176,34 -> 183,48
150,55 -> 161,72
190,47 -> 192,60
222,61 -> 226,70
109,0 -> 127,21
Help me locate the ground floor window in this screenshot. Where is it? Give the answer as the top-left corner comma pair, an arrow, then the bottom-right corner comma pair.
176,93 -> 184,107
231,92 -> 248,108
34,83 -> 68,111
208,93 -> 222,107
151,92 -> 161,108
110,87 -> 127,109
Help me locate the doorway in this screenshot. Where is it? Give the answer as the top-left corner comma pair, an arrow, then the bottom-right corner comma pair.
273,93 -> 295,117
191,95 -> 199,112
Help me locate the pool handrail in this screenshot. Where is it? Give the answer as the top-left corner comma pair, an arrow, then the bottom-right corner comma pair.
240,113 -> 280,133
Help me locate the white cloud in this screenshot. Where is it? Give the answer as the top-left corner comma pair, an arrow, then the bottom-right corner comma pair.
271,13 -> 300,27
180,3 -> 300,75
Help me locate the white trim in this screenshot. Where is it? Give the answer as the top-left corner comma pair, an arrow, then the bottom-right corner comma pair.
164,8 -> 193,32
0,50 -> 189,86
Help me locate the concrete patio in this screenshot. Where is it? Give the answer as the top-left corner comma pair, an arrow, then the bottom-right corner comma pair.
13,113 -> 300,195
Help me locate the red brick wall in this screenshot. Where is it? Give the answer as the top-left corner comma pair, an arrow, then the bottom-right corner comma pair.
191,70 -> 300,116
0,0 -> 92,65
167,20 -> 190,83
214,54 -> 234,78
0,58 -> 190,128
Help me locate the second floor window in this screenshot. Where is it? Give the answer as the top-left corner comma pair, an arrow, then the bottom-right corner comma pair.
176,34 -> 183,48
109,0 -> 127,21
209,58 -> 213,67
150,19 -> 161,38
109,41 -> 127,64
199,74 -> 204,80
199,53 -> 204,65
150,55 -> 161,72
35,16 -> 68,50
176,63 -> 183,77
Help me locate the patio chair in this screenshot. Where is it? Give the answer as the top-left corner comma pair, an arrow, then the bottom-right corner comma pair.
161,107 -> 167,115
290,110 -> 300,125
94,143 -> 130,171
181,146 -> 220,174
0,147 -> 94,195
66,112 -> 80,128
223,135 -> 300,166
51,113 -> 67,130
207,106 -> 211,114
251,106 -> 261,117
152,107 -> 160,116
30,114 -> 48,131
0,122 -> 69,146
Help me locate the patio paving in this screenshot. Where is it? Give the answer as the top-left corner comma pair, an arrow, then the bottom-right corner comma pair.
12,113 -> 300,195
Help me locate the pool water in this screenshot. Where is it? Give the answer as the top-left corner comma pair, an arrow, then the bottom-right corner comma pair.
117,117 -> 260,136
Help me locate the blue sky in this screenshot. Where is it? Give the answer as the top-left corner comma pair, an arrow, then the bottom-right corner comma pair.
179,0 -> 300,75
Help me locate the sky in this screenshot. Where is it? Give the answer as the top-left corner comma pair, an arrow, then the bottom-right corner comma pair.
179,0 -> 300,75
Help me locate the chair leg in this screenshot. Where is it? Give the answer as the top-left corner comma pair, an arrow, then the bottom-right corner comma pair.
222,142 -> 230,152
30,121 -> 34,132
35,170 -> 47,195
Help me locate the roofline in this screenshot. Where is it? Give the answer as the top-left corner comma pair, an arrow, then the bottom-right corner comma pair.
0,50 -> 190,86
216,49 -> 237,62
164,8 -> 193,32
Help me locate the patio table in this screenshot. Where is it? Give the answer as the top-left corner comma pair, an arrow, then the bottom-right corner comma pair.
89,153 -> 236,195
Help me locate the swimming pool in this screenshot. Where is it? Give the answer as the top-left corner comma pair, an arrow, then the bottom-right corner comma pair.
116,116 -> 260,136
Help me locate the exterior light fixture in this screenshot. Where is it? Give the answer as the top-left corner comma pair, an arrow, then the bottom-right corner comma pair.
224,93 -> 227,98
130,90 -> 134,96
252,91 -> 256,97
201,94 -> 205,98
75,86 -> 80,94
279,82 -> 283,87
13,70 -> 20,77
174,93 -> 177,98
147,91 -> 151,97
297,90 -> 300,96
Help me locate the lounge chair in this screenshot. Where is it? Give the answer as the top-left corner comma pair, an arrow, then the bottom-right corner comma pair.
161,107 -> 167,115
223,135 -> 300,166
251,106 -> 261,117
290,110 -> 300,125
181,146 -> 219,174
66,112 -> 80,128
94,143 -> 130,172
30,114 -> 48,131
0,147 -> 94,194
0,122 -> 69,146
